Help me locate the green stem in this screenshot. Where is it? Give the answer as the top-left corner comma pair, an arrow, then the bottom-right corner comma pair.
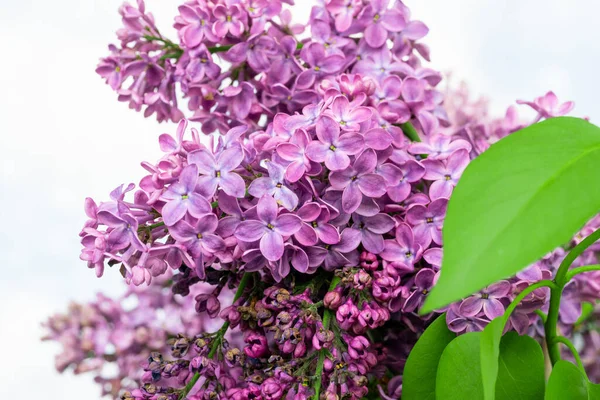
312,276 -> 341,400
504,280 -> 557,318
399,121 -> 421,142
554,228 -> 600,286
178,272 -> 252,400
546,227 -> 600,366
552,336 -> 588,378
565,264 -> 600,282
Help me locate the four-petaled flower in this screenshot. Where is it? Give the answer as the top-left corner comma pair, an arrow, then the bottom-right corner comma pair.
170,214 -> 226,279
422,149 -> 469,199
160,164 -> 212,226
306,115 -> 364,171
188,146 -> 246,198
329,148 -> 387,213
234,195 -> 302,261
459,280 -> 511,320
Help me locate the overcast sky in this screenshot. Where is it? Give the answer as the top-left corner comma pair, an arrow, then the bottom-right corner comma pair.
0,0 -> 598,398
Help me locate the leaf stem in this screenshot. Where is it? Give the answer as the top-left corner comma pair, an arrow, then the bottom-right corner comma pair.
565,264 -> 600,282
312,276 -> 341,400
178,272 -> 252,400
551,336 -> 588,378
546,227 -> 600,366
399,121 -> 421,142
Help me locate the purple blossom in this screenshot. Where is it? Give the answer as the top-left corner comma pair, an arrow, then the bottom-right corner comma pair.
248,161 -> 299,210
459,281 -> 512,320
176,5 -> 217,48
234,195 -> 301,261
517,91 -> 574,120
380,223 -> 423,267
329,149 -> 387,213
405,198 -> 447,248
276,129 -> 315,182
422,149 -> 469,199
403,268 -> 436,313
326,95 -> 373,131
360,0 -> 407,48
188,146 -> 246,198
305,115 -> 364,171
352,213 -> 395,254
160,164 -> 212,226
212,4 -> 247,38
170,214 -> 225,279
296,43 -> 345,89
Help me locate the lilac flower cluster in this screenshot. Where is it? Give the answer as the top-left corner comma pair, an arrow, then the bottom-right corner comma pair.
42,275 -> 220,397
44,0 -> 600,398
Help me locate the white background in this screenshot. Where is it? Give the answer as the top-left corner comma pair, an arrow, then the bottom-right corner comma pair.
0,0 -> 598,398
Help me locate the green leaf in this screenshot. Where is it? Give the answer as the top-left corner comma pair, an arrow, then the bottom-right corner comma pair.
403,314 -> 455,400
423,117 -> 600,311
436,332 -> 484,399
480,318 -> 505,400
588,383 -> 600,400
545,360 -> 588,400
495,332 -> 545,400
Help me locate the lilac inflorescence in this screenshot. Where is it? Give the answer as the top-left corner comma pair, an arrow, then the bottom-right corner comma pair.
43,0 -> 600,399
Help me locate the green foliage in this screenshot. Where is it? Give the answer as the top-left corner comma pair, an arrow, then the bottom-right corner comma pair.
495,332 -> 545,400
436,332 -> 484,399
545,361 -> 589,400
402,314 -> 455,400
424,117 -> 600,312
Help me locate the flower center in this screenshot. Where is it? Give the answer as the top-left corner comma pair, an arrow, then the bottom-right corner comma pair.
422,289 -> 429,295
444,174 -> 451,181
405,252 -> 412,258
115,66 -> 121,72
426,217 -> 433,223
276,183 -> 283,188
329,144 -> 337,151
314,66 -> 321,71
481,293 -> 489,300
340,120 -> 346,126
267,223 -> 275,230
374,13 -> 381,21
196,233 -> 203,239
351,175 -> 358,181
215,170 -> 221,178
182,194 -> 189,200
312,221 -> 318,228
226,15 -> 232,22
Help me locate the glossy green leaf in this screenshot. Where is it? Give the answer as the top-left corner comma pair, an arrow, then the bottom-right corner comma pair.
403,314 -> 455,400
545,360 -> 588,400
495,332 -> 545,400
480,317 -> 505,400
424,117 -> 600,312
436,332 -> 484,399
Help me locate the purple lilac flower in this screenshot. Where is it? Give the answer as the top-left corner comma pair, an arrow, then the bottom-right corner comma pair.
422,149 -> 469,199
326,95 -> 373,132
305,115 -> 364,171
360,0 -> 406,48
248,161 -> 299,210
160,164 -> 212,226
517,91 -> 574,121
403,268 -> 437,313
188,146 -> 246,198
296,43 -> 345,89
170,214 -> 226,279
329,149 -> 387,213
352,213 -> 395,254
212,4 -> 247,38
405,198 -> 447,248
459,281 -> 512,320
234,195 -> 301,261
